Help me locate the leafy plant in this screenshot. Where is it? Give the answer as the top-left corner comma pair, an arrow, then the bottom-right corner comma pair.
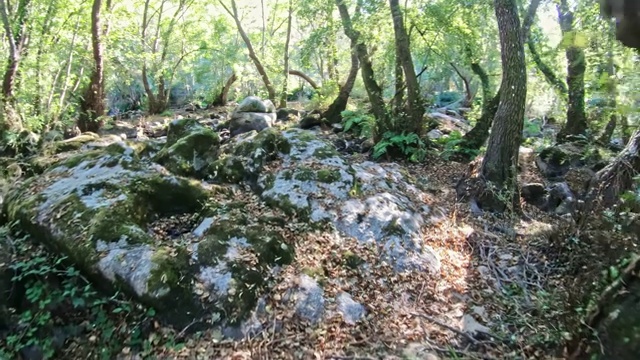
372,131 -> 426,162
341,109 -> 375,138
435,130 -> 480,160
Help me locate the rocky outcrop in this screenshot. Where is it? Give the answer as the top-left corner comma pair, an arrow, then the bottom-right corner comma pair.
3,124 -> 441,338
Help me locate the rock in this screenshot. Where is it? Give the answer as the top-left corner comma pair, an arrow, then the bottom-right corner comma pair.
535,142 -> 600,178
235,96 -> 276,114
299,113 -> 322,129
360,138 -> 375,153
548,182 -> 575,214
276,108 -> 300,122
564,167 -> 595,198
291,275 -> 325,324
426,112 -> 471,134
336,292 -> 365,325
51,132 -> 101,154
153,118 -> 221,178
610,137 -> 625,151
521,183 -> 547,208
229,112 -> 276,137
427,129 -> 444,139
258,129 -> 440,273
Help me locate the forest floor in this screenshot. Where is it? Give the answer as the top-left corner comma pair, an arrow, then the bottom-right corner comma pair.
5,108 -> 635,360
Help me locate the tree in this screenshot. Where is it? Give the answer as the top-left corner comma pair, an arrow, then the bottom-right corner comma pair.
78,0 -> 108,133
458,0 -> 527,212
279,0 -> 293,108
556,0 -> 588,141
0,0 -> 31,134
389,0 -> 423,135
219,0 -> 277,102
321,37 -> 360,124
335,0 -> 390,140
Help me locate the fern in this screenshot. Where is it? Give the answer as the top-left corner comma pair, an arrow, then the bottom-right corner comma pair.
373,131 -> 426,162
341,110 -> 375,138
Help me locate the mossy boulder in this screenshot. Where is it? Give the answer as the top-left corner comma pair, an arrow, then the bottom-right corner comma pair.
208,127 -> 290,184
153,122 -> 221,178
535,142 -> 604,178
50,132 -> 101,154
2,142 -> 215,325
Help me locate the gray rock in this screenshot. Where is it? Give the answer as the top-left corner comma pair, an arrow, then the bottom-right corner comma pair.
336,292 -> 365,324
235,96 -> 276,113
299,113 -> 322,129
229,112 -> 276,137
427,129 -> 444,139
293,275 -> 325,323
521,183 -> 547,207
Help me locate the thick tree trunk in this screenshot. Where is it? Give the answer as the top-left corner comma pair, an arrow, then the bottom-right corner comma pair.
389,0 -> 423,134
279,0 -> 293,108
220,0 -> 277,102
321,40 -> 360,124
288,70 -> 319,89
590,129 -> 640,207
336,0 -> 389,139
557,0 -> 588,141
473,0 -> 527,212
393,54 -> 404,112
212,72 -> 237,106
78,0 -> 106,133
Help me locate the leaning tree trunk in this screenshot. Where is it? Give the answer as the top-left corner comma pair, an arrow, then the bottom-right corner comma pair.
212,72 -> 237,106
78,0 -> 106,133
597,114 -> 617,145
557,0 -> 588,141
458,0 -> 526,213
336,0 -> 389,140
450,63 -> 474,108
220,0 -> 276,102
321,39 -> 360,124
459,56 -> 499,154
288,70 -> 319,89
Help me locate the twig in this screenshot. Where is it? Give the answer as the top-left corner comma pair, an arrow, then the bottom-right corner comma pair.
410,312 -> 479,345
176,317 -> 204,339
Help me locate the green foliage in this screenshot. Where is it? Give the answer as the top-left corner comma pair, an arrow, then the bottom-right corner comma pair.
372,131 -> 426,162
435,130 -> 480,160
306,81 -> 339,110
0,223 -> 174,359
341,109 -> 375,138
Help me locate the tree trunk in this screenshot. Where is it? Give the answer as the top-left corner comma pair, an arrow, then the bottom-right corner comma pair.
288,70 -> 319,89
460,0 -> 527,213
389,0 -> 423,134
597,114 -> 617,145
213,72 -> 237,106
590,129 -> 640,207
321,39 -> 360,124
527,40 -> 569,97
393,51 -> 404,112
279,0 -> 293,108
220,0 -> 277,102
78,0 -> 106,133
450,63 -> 473,108
557,0 -> 588,141
336,0 -> 389,140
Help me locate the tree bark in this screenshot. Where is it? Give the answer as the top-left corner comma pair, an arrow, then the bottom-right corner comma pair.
450,63 -> 473,108
557,0 -> 588,141
288,70 -> 319,89
220,0 -> 277,102
78,0 -> 106,133
336,0 -> 389,139
212,72 -> 237,106
527,40 -> 569,97
321,39 -> 360,124
389,0 -> 423,134
470,0 -> 527,213
597,114 -> 617,145
461,61 -> 501,153
280,0 -> 293,108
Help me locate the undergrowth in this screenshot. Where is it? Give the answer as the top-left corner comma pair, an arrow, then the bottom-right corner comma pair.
0,222 -> 183,360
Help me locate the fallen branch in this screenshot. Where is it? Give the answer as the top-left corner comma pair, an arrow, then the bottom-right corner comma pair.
410,312 -> 479,345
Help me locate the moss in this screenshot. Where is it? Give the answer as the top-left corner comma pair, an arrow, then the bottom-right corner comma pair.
296,131 -> 317,142
88,204 -> 152,245
343,251 -> 365,269
53,133 -> 100,154
166,118 -> 202,146
312,146 -> 339,159
316,169 -> 341,183
294,167 -> 315,181
129,175 -> 209,216
147,246 -> 191,296
154,128 -> 221,178
302,266 -> 325,279
261,173 -> 276,190
281,169 -> 293,181
60,150 -> 104,169
209,155 -> 249,184
382,218 -> 406,237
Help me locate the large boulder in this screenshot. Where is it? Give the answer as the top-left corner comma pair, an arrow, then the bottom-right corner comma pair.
153,118 -> 221,178
535,142 -> 602,178
229,97 -> 277,137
